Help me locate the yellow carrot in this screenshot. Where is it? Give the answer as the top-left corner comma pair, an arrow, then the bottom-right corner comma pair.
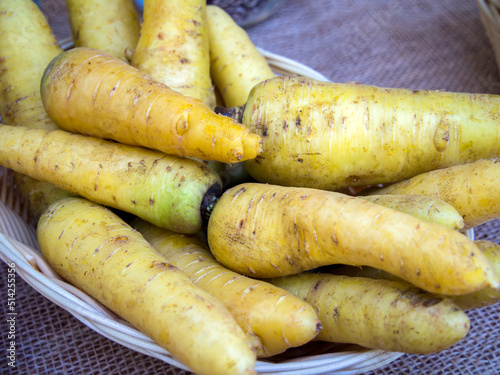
270,273 -> 470,354
65,0 -> 140,61
368,157 -> 500,229
206,5 -> 275,107
0,0 -> 74,220
133,218 -> 322,358
360,194 -> 464,230
0,125 -> 221,234
228,76 -> 500,191
131,0 -> 215,108
38,197 -> 257,375
207,183 -> 499,295
331,240 -> 500,310
41,47 -> 263,163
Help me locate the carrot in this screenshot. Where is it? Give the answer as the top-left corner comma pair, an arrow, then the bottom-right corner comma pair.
270,272 -> 470,354
0,125 -> 221,234
367,157 -> 500,229
206,5 -> 275,108
38,197 -> 257,375
330,239 -> 500,310
41,47 -> 263,163
0,0 -> 61,129
131,0 -> 215,108
360,194 -> 464,230
221,76 -> 500,191
132,218 -> 322,358
0,0 -> 74,221
65,0 -> 140,61
207,183 -> 499,295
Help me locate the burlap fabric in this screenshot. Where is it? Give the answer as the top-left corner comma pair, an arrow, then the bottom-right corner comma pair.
1,0 -> 499,374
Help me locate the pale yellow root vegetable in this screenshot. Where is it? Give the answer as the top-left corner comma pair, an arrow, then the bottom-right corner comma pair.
0,125 -> 222,234
131,0 -> 215,108
330,240 -> 500,310
206,5 -> 275,107
0,0 -> 74,221
270,273 -> 470,354
360,194 -> 464,230
41,47 -> 262,163
207,183 -> 499,295
224,76 -> 500,191
38,198 -> 257,375
368,157 -> 500,229
0,0 -> 62,129
65,0 -> 140,61
133,218 -> 322,358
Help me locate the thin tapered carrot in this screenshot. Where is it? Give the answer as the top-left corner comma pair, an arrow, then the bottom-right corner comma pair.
206,5 -> 275,108
360,194 -> 464,230
41,47 -> 262,163
133,218 -> 322,358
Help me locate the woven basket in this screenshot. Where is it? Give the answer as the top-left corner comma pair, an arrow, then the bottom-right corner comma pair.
2,44 -> 480,374
478,0 -> 500,73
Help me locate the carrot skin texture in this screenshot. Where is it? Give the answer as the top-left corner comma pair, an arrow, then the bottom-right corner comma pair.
41,47 -> 263,163
131,0 -> 215,108
37,198 -> 257,375
0,125 -> 221,234
242,76 -> 500,191
207,183 -> 499,295
133,218 -> 322,358
65,0 -> 140,62
0,0 -> 74,221
331,240 -> 500,310
206,5 -> 275,108
0,0 -> 62,130
368,157 -> 500,229
360,194 -> 464,230
270,273 -> 470,354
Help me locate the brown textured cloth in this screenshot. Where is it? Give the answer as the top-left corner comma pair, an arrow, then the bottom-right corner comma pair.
1,0 -> 499,374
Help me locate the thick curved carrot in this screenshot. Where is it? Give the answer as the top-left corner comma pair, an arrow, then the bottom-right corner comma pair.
238,76 -> 500,191
0,125 -> 221,234
41,47 -> 262,163
133,218 -> 322,358
131,0 -> 215,108
38,197 -> 257,375
207,183 -> 499,295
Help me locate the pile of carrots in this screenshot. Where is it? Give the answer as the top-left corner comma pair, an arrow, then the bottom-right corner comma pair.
1,1 -> 499,375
